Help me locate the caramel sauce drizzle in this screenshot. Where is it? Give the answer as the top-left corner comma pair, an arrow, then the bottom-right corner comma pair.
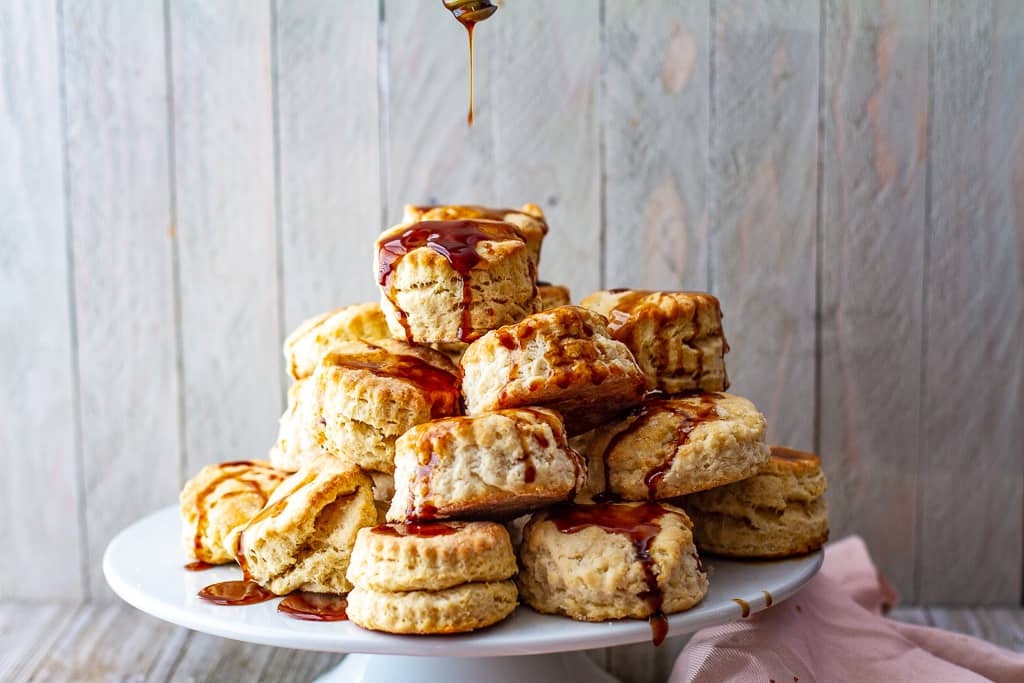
442,1 -> 498,125
190,462 -> 286,564
377,220 -> 521,342
604,290 -> 728,389
326,349 -> 460,419
547,502 -> 674,645
600,393 -> 723,500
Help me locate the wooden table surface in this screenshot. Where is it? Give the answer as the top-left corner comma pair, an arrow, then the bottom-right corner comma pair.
3,602 -> 1022,683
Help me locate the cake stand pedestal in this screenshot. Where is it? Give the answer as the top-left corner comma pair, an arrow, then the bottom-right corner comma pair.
104,506 -> 822,683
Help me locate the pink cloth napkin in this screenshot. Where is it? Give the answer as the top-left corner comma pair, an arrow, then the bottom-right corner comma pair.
671,536 -> 1024,683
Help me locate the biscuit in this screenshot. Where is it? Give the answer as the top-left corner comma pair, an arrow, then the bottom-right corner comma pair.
311,339 -> 461,474
268,378 -> 324,473
376,219 -> 541,343
180,460 -> 288,564
237,455 -> 377,595
347,521 -> 517,592
537,282 -> 571,310
460,306 -> 646,435
402,203 -> 548,272
571,392 -> 769,501
517,501 -> 707,622
683,446 -> 829,558
581,290 -> 729,393
284,303 -> 391,380
346,581 -> 518,635
388,407 -> 586,522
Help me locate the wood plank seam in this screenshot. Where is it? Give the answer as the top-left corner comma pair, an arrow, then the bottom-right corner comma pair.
55,0 -> 91,601
913,0 -> 935,605
597,0 -> 608,290
706,0 -> 717,294
812,0 -> 826,459
377,0 -> 389,232
270,0 -> 288,414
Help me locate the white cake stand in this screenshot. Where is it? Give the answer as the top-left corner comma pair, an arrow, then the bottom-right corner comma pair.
104,506 -> 822,683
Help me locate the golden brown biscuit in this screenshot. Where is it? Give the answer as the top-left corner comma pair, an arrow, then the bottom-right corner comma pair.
580,290 -> 729,393
571,392 -> 769,501
284,303 -> 391,380
517,501 -> 707,623
347,521 -> 517,592
460,306 -> 646,435
375,219 -> 541,343
683,446 -> 829,558
180,460 -> 288,564
237,454 -> 377,595
311,339 -> 461,474
537,282 -> 572,310
402,203 -> 548,272
387,407 -> 586,522
347,581 -> 518,635
268,377 -> 324,473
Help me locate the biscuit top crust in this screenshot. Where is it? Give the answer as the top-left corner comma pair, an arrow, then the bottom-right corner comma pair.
581,289 -> 724,340
402,203 -> 549,236
283,302 -> 390,379
320,340 -> 461,419
376,219 -> 532,342
376,219 -> 525,290
764,445 -> 822,476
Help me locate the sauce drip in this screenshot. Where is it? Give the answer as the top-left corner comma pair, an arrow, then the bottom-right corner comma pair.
600,394 -> 722,499
763,590 -> 773,607
184,561 -> 214,572
733,597 -> 751,618
278,592 -> 349,621
198,580 -> 276,606
442,1 -> 498,125
377,220 -> 520,342
547,502 -> 673,646
373,522 -> 458,537
327,349 -> 460,418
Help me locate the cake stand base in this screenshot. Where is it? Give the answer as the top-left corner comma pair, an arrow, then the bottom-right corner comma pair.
317,651 -> 620,683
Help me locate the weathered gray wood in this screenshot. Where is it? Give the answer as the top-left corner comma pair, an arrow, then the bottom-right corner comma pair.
0,602 -> 79,682
0,0 -> 84,599
711,0 -> 820,447
927,607 -> 1024,653
28,603 -> 186,682
166,631 -> 275,683
819,0 -> 928,601
275,0 -> 382,333
889,606 -> 934,627
490,0 -> 602,297
257,648 -> 344,683
61,0 -> 181,599
918,0 -> 1024,604
383,0 -> 499,223
604,0 -> 710,292
168,0 -> 283,474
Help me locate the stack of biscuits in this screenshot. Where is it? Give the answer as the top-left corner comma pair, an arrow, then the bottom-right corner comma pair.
179,202 -> 829,637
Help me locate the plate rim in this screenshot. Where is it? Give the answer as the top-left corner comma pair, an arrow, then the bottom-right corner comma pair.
103,505 -> 822,657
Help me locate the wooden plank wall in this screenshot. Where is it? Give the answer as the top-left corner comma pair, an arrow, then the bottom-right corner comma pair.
1,0 -> 1022,607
